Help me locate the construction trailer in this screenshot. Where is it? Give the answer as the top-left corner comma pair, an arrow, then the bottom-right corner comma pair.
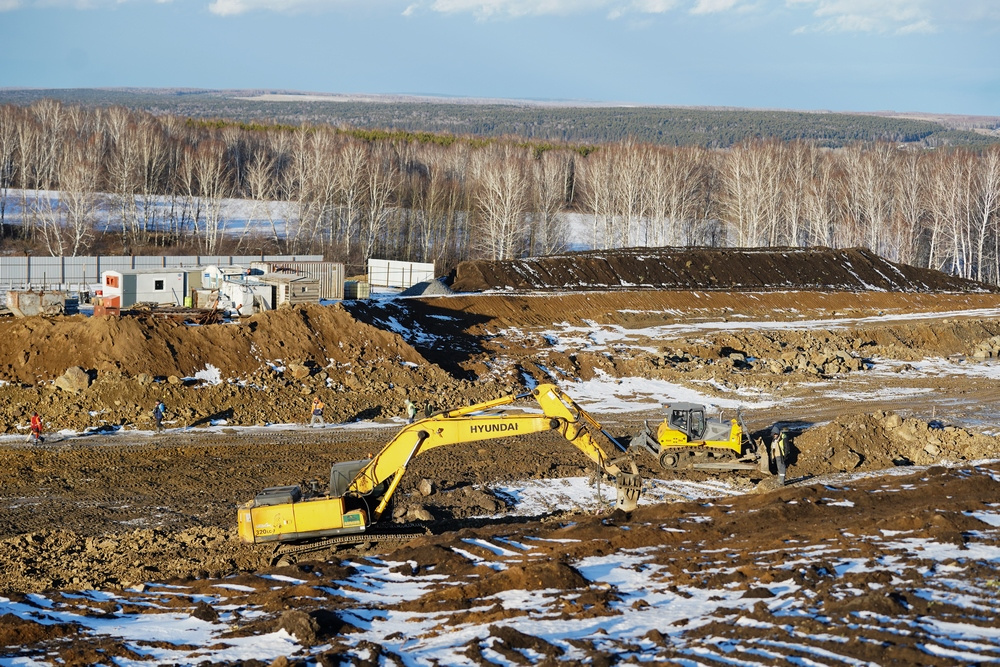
220,280 -> 276,316
201,265 -> 248,290
98,269 -> 188,313
250,261 -> 344,300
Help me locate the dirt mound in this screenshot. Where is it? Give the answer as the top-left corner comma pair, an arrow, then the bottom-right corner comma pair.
0,303 -> 502,432
449,247 -> 995,293
793,411 -> 1000,475
0,303 -> 430,384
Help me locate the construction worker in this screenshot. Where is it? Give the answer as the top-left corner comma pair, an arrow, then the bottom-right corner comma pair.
152,400 -> 166,431
405,397 -> 417,424
310,397 -> 325,427
29,412 -> 44,444
771,426 -> 788,485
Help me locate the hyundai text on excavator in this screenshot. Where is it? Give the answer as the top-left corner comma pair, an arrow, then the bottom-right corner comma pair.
629,401 -> 761,471
237,383 -> 643,558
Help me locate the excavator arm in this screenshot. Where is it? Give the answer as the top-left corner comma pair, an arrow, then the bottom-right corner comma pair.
347,384 -> 638,520
238,383 -> 641,545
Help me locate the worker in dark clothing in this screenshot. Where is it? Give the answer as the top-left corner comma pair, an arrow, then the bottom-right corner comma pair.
29,412 -> 44,444
152,400 -> 166,431
771,425 -> 788,485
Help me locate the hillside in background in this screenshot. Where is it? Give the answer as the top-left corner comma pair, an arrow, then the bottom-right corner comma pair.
1,88 -> 998,149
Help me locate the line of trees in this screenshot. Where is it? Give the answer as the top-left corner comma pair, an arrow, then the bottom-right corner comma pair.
4,89 -> 998,149
1,100 -> 999,282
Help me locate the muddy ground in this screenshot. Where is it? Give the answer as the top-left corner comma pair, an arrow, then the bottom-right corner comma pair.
1,247 -> 1000,664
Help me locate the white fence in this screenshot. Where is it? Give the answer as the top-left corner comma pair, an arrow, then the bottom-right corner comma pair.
367,259 -> 436,289
0,254 -> 322,289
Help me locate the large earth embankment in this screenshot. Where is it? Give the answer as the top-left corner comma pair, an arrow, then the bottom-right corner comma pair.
449,246 -> 997,293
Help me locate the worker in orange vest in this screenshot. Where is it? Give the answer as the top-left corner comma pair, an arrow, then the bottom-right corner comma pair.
29,412 -> 44,444
309,397 -> 325,427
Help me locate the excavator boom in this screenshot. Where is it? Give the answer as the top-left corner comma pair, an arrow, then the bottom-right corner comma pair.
238,383 -> 642,546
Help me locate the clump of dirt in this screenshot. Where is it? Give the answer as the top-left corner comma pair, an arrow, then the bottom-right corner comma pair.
450,247 -> 996,293
793,411 -> 1000,475
397,559 -> 590,612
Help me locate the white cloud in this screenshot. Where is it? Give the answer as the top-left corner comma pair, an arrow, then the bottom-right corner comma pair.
690,0 -> 740,14
896,18 -> 934,34
206,0 -> 358,16
787,0 -> 937,33
3,0 -> 996,28
428,0 -> 609,18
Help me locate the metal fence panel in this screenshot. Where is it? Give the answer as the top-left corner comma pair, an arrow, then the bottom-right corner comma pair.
1,255 -> 323,289
367,259 -> 436,288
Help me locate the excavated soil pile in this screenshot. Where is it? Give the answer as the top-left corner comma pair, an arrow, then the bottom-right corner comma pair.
449,246 -> 996,293
0,304 -> 428,384
0,303 -> 496,432
791,411 -> 1000,475
792,411 -> 1000,474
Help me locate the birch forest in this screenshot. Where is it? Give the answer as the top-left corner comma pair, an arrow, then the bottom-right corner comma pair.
1,100 -> 999,283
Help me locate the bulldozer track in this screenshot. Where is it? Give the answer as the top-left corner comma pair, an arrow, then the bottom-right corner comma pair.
658,446 -> 739,470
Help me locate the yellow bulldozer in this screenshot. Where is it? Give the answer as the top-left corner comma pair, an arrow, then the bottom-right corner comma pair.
629,402 -> 760,471
238,383 -> 642,559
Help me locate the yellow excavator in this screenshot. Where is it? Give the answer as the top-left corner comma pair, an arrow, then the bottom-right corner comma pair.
629,402 -> 759,471
238,383 -> 642,557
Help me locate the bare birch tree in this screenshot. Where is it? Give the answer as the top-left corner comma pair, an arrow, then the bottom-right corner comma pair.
191,140 -> 231,255
577,148 -> 615,249
528,149 -> 571,255
471,144 -> 530,260
360,142 -> 399,261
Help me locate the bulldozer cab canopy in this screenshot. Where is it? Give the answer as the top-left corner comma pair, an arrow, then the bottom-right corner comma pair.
665,403 -> 707,440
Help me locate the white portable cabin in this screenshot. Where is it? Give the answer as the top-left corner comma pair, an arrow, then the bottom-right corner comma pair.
201,265 -> 247,290
100,269 -> 187,309
219,280 -> 275,316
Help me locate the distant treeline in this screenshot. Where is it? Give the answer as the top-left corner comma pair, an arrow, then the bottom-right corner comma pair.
0,89 -> 997,149
1,100 -> 1000,287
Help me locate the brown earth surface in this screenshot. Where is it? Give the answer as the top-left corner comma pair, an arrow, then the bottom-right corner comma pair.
2,247 -> 1000,664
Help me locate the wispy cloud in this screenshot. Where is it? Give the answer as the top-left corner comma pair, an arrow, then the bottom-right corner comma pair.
787,0 -> 940,34
690,0 -> 741,14
3,0 -> 997,30
427,0 -> 676,19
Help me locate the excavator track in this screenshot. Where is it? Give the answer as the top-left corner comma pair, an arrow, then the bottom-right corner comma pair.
270,525 -> 428,565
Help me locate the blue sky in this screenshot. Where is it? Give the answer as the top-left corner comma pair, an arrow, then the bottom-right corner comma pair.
2,0 -> 998,115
